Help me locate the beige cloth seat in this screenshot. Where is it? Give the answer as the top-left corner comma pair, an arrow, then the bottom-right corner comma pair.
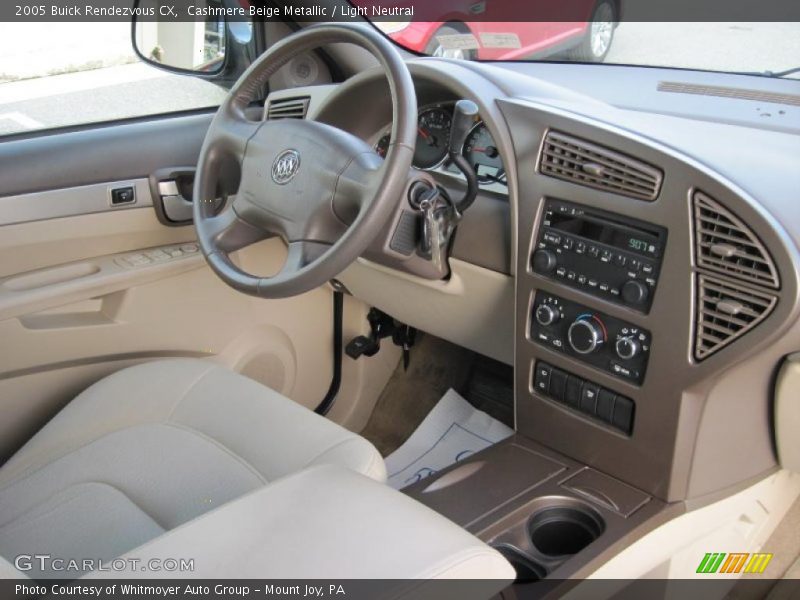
0,359 -> 385,579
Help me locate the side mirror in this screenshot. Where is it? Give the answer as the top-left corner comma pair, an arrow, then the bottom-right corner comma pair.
132,1 -> 236,75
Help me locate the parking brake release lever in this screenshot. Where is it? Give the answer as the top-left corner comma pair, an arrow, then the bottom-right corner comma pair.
448,99 -> 479,214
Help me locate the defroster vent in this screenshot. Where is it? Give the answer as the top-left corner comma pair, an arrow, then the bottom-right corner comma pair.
539,131 -> 663,201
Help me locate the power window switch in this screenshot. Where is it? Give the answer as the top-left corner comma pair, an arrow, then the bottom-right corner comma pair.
145,249 -> 169,261
111,186 -> 136,205
534,363 -> 552,395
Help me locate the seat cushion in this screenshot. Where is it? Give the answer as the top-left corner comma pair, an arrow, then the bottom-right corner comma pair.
0,359 -> 385,578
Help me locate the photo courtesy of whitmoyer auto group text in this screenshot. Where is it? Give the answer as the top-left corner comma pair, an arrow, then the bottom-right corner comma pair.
0,0 -> 798,598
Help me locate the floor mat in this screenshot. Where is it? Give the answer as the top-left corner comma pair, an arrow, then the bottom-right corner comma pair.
359,334 -> 476,457
384,389 -> 514,490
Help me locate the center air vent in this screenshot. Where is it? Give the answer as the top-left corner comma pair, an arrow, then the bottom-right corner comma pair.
693,191 -> 779,289
695,274 -> 777,360
266,96 -> 310,120
539,131 -> 663,201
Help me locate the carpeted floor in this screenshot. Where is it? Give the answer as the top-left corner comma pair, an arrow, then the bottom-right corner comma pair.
359,333 -> 514,456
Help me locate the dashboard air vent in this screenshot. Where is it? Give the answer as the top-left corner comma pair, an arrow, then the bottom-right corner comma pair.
266,96 -> 310,120
695,274 -> 777,360
693,191 -> 779,289
539,131 -> 663,201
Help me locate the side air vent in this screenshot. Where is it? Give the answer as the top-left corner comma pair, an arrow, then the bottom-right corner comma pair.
539,131 -> 663,201
266,96 -> 310,120
693,191 -> 780,289
695,274 -> 777,360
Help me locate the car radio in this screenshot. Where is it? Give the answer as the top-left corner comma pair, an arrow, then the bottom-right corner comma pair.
531,200 -> 667,312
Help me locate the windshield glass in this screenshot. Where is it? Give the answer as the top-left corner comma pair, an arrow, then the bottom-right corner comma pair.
359,13 -> 799,78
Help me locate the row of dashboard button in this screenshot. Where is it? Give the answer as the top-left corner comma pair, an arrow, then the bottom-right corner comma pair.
534,361 -> 634,434
115,243 -> 199,269
541,230 -> 656,275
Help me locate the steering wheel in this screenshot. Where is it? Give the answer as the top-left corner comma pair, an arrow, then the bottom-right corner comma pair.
193,24 -> 417,298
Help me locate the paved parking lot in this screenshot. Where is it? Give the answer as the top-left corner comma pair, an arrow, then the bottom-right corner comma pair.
0,22 -> 797,136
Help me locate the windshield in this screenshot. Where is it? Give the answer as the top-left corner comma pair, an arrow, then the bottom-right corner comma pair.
361,15 -> 800,78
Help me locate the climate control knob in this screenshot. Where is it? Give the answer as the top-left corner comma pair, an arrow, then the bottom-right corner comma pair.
531,249 -> 557,274
615,336 -> 641,360
535,304 -> 560,326
568,317 -> 606,355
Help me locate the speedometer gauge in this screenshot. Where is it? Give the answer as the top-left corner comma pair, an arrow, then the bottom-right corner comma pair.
414,107 -> 451,169
463,122 -> 506,185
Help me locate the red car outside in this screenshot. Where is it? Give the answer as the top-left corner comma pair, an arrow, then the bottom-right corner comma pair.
361,1 -> 618,63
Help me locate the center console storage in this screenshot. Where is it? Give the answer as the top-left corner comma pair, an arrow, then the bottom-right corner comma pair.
404,436 -> 668,587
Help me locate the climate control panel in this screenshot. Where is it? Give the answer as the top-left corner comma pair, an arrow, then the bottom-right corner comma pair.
531,291 -> 651,384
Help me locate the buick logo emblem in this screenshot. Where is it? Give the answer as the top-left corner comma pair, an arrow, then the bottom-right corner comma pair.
271,149 -> 300,184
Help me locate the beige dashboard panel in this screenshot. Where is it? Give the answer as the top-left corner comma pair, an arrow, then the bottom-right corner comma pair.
776,354 -> 800,473
339,257 -> 515,365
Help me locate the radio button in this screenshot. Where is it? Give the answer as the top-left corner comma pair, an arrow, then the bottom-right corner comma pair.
543,232 -> 561,245
622,280 -> 649,306
600,250 -> 613,263
599,282 -> 610,292
577,274 -> 587,285
588,246 -> 600,258
531,248 -> 558,274
614,254 -> 627,267
575,241 -> 586,254
556,267 -> 567,278
641,263 -> 655,275
629,258 -> 641,271
567,271 -> 577,281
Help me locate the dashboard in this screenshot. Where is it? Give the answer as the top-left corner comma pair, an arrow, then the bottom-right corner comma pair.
267,58 -> 800,507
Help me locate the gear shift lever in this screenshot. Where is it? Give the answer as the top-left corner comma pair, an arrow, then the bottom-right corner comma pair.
448,99 -> 479,213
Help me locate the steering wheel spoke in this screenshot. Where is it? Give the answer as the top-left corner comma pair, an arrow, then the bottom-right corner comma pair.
278,241 -> 331,279
203,205 -> 271,255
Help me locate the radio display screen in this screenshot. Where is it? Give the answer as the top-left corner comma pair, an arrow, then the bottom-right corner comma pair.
548,213 -> 660,258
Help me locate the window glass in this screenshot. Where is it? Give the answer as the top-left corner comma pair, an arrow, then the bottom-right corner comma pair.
365,17 -> 800,78
0,23 -> 228,137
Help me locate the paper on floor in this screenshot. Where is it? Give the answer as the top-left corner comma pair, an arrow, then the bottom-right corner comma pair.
384,388 -> 514,490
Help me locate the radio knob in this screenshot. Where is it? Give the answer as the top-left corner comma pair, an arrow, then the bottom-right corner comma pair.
615,336 -> 641,360
535,304 -> 560,326
568,317 -> 606,355
532,249 -> 557,274
621,280 -> 649,307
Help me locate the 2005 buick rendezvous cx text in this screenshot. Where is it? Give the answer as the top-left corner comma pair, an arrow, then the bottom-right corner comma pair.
0,0 -> 798,598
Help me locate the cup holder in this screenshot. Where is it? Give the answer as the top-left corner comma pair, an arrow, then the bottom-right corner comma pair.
494,545 -> 547,584
527,505 -> 604,558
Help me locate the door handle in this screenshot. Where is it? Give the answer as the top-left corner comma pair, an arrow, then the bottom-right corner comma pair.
149,167 -> 196,226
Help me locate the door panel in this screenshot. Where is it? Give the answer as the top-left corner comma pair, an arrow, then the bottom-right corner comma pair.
0,114 -> 398,463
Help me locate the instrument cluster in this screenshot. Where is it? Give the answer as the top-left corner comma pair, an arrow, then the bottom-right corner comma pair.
374,103 -> 507,188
